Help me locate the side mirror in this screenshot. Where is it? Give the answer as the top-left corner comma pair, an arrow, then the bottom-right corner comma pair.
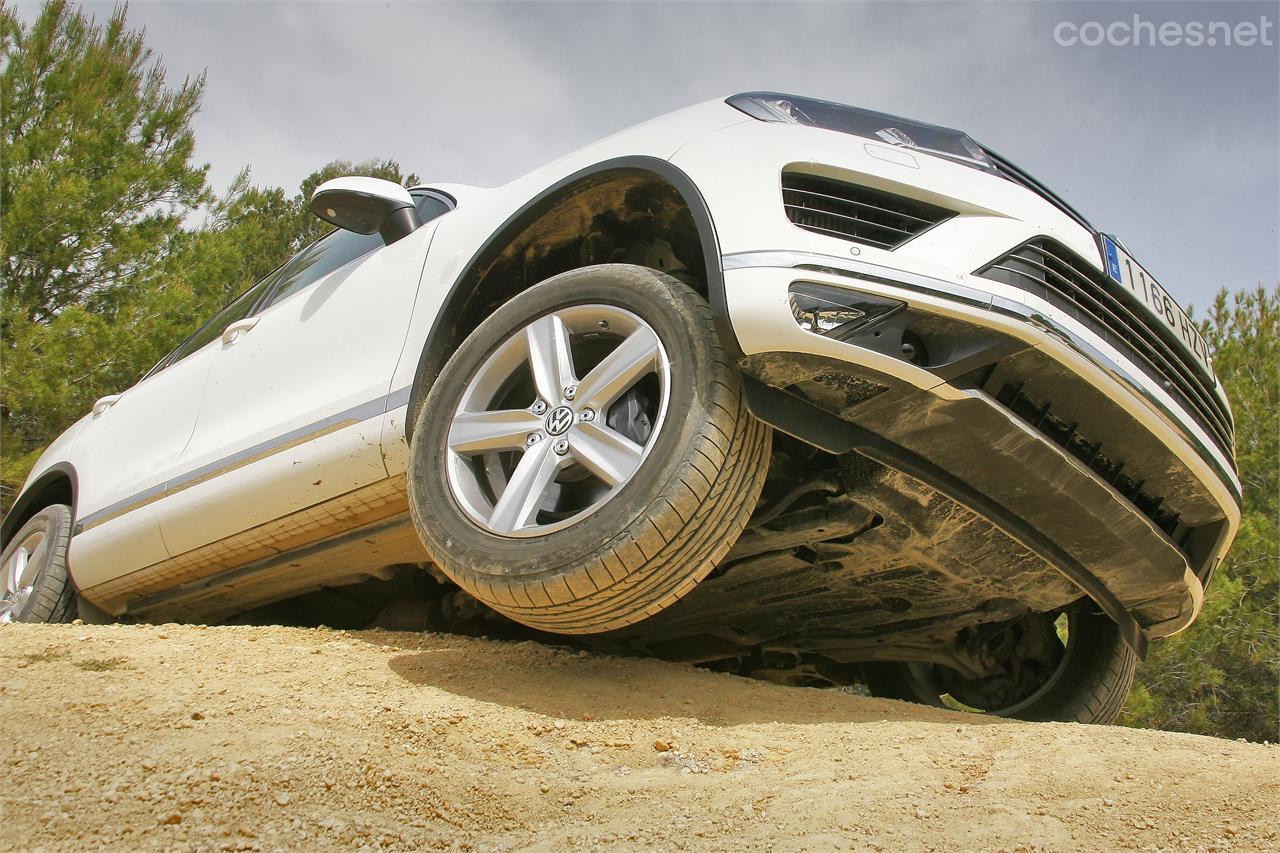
310,176 -> 423,245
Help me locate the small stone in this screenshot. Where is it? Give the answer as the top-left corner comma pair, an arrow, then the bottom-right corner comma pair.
273,791 -> 290,807
160,813 -> 182,825
653,740 -> 671,752
191,712 -> 204,720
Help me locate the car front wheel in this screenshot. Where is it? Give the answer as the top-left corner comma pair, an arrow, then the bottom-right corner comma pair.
408,264 -> 770,634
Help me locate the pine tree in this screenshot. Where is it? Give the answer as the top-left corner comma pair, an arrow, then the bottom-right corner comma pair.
1123,285 -> 1279,742
1,0 -> 208,505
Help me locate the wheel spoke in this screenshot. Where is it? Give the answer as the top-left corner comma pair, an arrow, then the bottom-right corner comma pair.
17,543 -> 44,589
568,422 -> 644,487
575,326 -> 661,411
448,409 -> 542,454
487,440 -> 563,533
525,313 -> 577,403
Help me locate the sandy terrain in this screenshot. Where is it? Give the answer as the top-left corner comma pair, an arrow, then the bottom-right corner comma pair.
2,622 -> 1276,851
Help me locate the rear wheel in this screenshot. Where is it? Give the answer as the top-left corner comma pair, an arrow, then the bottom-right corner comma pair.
408,264 -> 770,634
864,612 -> 1137,724
1,504 -> 76,624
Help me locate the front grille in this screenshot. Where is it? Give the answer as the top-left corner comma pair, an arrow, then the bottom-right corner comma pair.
976,239 -> 1234,460
781,172 -> 954,250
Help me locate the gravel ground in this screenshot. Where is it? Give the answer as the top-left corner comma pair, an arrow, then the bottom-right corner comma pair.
3,622 -> 1276,851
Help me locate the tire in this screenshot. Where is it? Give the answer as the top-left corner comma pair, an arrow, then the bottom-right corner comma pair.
408,264 -> 770,634
1,504 -> 77,624
864,612 -> 1137,724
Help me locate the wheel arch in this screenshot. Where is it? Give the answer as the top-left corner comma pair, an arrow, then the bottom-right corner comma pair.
405,156 -> 738,439
2,463 -> 78,550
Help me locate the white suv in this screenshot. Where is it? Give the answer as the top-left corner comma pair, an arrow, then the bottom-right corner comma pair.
2,93 -> 1239,723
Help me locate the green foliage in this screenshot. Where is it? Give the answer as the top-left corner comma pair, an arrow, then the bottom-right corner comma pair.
1,2 -> 416,509
1,0 -> 207,507
1121,285 -> 1280,743
1,0 -> 207,319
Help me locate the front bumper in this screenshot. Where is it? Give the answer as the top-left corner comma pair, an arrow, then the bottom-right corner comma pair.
720,252 -> 1241,643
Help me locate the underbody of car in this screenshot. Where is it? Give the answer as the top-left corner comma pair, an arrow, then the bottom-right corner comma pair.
3,92 -> 1239,722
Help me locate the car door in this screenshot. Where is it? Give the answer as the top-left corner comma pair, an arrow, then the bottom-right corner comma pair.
67,274 -> 279,589
160,207 -> 444,557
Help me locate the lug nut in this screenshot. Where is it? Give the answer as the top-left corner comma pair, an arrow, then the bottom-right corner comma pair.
531,400 -> 548,415
526,433 -> 543,446
553,439 -> 569,455
578,409 -> 595,422
563,385 -> 577,401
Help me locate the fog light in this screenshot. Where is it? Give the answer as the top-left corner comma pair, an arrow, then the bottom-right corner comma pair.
788,283 -> 905,342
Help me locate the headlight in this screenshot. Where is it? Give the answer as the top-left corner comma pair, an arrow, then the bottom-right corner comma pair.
727,91 -> 997,174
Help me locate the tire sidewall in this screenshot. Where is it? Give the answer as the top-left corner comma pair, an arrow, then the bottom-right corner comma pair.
1,504 -> 75,624
408,265 -> 723,580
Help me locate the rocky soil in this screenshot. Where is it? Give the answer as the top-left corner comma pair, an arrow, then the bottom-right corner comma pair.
3,622 -> 1276,851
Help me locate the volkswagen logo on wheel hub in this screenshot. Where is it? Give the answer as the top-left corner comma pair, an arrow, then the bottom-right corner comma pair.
545,405 -> 574,436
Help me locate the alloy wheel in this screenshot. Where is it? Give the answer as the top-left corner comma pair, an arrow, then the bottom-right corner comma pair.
1,529 -> 47,623
444,304 -> 671,537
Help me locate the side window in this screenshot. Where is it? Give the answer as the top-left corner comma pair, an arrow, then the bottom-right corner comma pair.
416,192 -> 453,223
262,228 -> 386,310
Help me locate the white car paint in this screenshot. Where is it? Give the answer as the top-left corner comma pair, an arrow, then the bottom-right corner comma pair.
8,94 -> 1238,634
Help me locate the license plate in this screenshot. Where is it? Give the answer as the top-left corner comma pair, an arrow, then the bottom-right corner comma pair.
1100,236 -> 1214,381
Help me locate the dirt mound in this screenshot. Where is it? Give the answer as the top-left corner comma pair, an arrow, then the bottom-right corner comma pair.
3,623 -> 1276,850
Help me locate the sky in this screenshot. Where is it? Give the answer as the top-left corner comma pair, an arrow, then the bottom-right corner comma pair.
34,0 -> 1280,309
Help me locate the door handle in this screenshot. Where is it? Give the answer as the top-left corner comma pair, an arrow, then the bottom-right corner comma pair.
91,394 -> 122,416
221,317 -> 259,345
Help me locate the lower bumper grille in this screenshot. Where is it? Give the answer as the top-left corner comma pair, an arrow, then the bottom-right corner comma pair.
975,239 -> 1234,460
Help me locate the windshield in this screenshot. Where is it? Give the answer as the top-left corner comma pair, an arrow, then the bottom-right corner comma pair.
728,92 -> 998,174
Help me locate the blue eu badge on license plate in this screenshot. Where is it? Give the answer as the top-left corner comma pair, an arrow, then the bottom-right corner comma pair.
1101,237 -> 1123,284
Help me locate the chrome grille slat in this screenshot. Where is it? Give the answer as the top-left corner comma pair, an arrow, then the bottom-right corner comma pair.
992,256 -> 1230,444
1009,244 -> 1234,444
977,239 -> 1234,459
782,219 -> 898,250
781,172 -> 955,250
782,187 -> 937,226
782,204 -> 917,239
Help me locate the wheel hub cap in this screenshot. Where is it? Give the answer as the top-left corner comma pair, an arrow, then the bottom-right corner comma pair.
544,406 -> 574,436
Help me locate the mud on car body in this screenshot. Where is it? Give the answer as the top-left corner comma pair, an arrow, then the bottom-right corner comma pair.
3,93 -> 1238,723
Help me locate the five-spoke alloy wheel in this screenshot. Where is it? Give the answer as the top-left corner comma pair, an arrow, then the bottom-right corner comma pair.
445,304 -> 671,537
408,265 -> 771,634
